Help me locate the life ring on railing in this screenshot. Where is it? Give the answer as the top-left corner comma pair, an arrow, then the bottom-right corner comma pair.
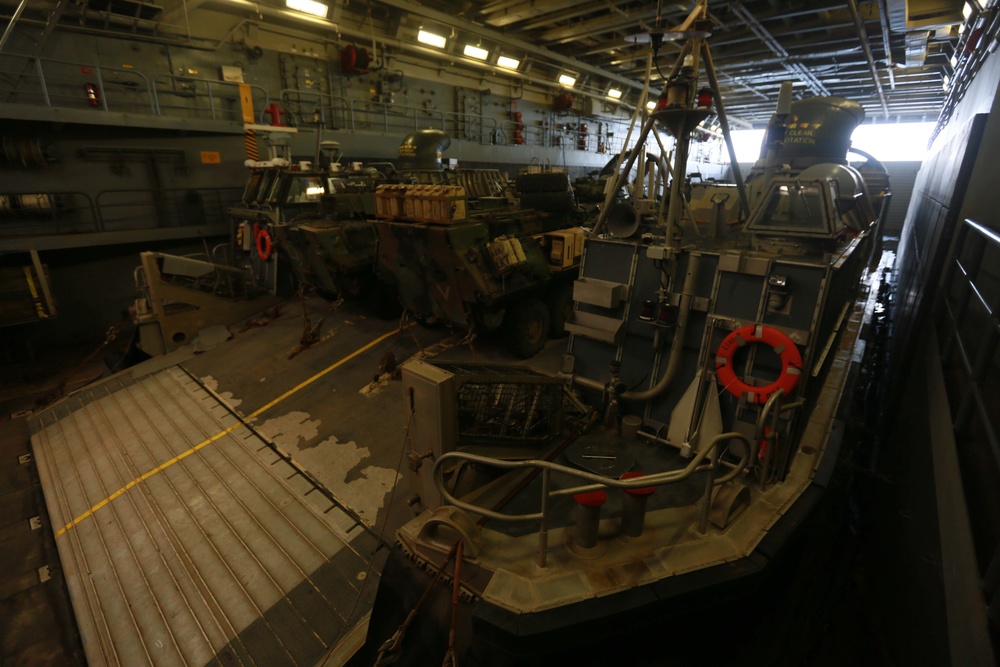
256,227 -> 273,261
715,324 -> 802,405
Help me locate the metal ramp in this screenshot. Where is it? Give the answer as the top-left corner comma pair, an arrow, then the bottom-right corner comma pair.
28,366 -> 381,667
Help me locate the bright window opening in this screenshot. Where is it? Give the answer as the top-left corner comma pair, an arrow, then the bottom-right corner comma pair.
729,122 -> 935,163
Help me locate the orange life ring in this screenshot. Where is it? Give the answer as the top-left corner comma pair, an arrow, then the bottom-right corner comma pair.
715,324 -> 802,405
256,227 -> 273,261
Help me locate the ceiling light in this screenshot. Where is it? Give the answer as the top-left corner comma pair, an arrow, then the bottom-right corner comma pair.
558,74 -> 576,87
951,54 -> 959,67
464,44 -> 489,60
418,30 -> 447,49
607,88 -> 623,99
963,2 -> 974,19
286,0 -> 328,18
943,74 -> 951,90
646,101 -> 657,110
497,55 -> 520,70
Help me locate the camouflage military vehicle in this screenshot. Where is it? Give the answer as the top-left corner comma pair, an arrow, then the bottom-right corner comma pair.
373,170 -> 587,358
272,129 -> 512,317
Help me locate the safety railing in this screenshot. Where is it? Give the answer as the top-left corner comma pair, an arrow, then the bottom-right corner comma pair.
934,217 -> 1000,633
278,89 -> 352,129
0,54 -> 276,124
349,99 -> 447,134
432,431 -> 752,567
0,53 -> 634,155
95,187 -> 242,231
0,55 -> 156,114
153,75 -> 269,123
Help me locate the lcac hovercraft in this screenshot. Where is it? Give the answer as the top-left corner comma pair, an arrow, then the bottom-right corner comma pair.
355,2 -> 890,664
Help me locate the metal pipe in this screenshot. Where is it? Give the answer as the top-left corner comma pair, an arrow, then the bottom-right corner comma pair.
590,115 -> 657,236
847,0 -> 890,117
432,431 -> 753,525
701,41 -> 750,218
329,0 -> 643,90
0,0 -> 28,53
538,468 -> 550,568
877,0 -> 896,89
621,253 -> 701,402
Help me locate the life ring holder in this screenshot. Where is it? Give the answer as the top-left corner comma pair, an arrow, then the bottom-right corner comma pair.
256,227 -> 273,261
715,324 -> 802,405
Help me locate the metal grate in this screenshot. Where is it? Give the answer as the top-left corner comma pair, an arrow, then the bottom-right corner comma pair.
428,362 -> 563,444
455,379 -> 563,444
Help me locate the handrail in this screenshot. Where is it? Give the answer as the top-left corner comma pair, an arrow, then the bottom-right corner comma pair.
277,89 -> 351,128
0,54 -> 157,113
754,389 -> 805,489
432,431 -> 752,566
442,111 -> 498,145
153,75 -> 269,122
349,99 -> 446,133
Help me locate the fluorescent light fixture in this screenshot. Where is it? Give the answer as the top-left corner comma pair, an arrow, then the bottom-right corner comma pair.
464,44 -> 489,60
646,100 -> 657,110
305,186 -> 325,196
558,74 -> 577,87
418,30 -> 447,49
497,55 -> 520,70
607,88 -> 623,99
286,0 -> 328,18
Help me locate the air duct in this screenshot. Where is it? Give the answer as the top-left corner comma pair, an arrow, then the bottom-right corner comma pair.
398,129 -> 452,170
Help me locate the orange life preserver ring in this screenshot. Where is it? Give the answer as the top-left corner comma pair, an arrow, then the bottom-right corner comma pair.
715,324 -> 802,405
256,227 -> 273,261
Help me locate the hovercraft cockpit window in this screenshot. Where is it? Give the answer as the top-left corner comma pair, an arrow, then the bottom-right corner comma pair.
745,180 -> 835,237
284,175 -> 327,204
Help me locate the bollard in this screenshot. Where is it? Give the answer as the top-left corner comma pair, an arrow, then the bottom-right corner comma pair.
620,471 -> 656,537
572,490 -> 607,549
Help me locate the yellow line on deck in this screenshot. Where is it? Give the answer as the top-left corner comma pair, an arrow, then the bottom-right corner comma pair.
55,325 -> 408,537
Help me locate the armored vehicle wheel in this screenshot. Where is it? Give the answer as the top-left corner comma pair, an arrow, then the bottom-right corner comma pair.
515,172 -> 572,193
368,281 -> 402,320
547,283 -> 574,338
505,298 -> 551,358
474,305 -> 506,332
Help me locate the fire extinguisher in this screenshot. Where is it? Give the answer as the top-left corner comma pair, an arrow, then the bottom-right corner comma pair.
510,111 -> 524,145
577,123 -> 588,151
84,82 -> 102,107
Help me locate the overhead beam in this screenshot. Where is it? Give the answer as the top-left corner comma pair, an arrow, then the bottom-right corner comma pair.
847,0 -> 890,117
730,1 -> 830,96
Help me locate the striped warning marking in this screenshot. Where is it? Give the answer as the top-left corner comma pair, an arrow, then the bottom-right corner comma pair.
245,129 -> 258,161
